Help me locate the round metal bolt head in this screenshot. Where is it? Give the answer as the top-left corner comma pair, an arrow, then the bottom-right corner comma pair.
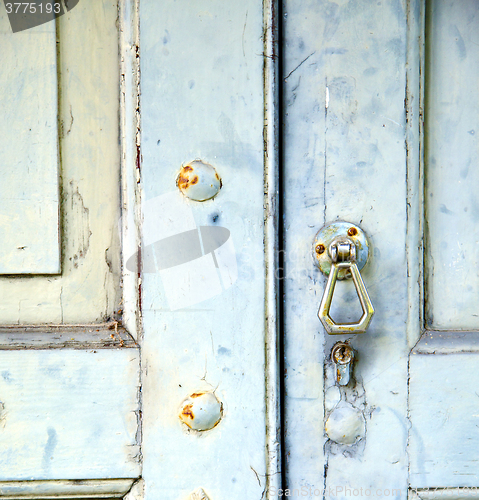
177,160 -> 222,201
315,244 -> 325,255
179,391 -> 223,431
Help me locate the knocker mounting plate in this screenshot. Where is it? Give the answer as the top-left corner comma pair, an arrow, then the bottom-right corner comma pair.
313,221 -> 369,280
313,221 -> 374,335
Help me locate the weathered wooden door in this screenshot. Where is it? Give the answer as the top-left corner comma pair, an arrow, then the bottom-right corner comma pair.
3,0 -> 477,498
139,0 -> 479,499
282,0 -> 479,498
0,2 -> 141,498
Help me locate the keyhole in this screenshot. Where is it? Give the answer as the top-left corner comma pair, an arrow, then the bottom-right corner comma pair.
331,342 -> 353,365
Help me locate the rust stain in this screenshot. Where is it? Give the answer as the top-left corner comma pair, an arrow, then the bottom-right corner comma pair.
190,392 -> 205,398
181,404 -> 195,420
177,164 -> 199,191
106,321 -> 124,347
347,227 -> 358,236
177,160 -> 222,200
332,343 -> 353,364
177,174 -> 190,190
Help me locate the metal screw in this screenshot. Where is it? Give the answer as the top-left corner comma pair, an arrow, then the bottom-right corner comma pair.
315,243 -> 325,255
347,227 -> 358,236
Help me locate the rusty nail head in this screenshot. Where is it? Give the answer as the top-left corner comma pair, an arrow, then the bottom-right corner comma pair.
316,243 -> 325,255
347,227 -> 358,237
177,160 -> 222,202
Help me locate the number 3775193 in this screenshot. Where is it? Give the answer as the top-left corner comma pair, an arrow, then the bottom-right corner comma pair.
5,2 -> 61,14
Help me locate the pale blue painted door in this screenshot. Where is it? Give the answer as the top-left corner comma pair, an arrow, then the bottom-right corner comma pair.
137,0 -> 479,498
3,0 -> 476,499
282,0 -> 479,498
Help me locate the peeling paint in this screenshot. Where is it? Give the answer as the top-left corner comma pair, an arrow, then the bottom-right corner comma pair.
67,181 -> 91,267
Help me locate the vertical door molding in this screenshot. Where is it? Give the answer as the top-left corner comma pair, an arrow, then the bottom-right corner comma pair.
119,0 -> 142,340
263,0 -> 282,497
405,0 -> 426,351
408,1 -> 479,487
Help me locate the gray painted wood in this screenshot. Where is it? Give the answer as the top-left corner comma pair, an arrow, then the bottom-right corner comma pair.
414,330 -> 479,354
0,348 -> 140,480
408,2 -> 479,489
139,1 -> 267,498
0,325 -> 136,350
409,351 -> 479,487
0,1 -> 122,324
0,10 -> 60,274
283,0 -> 411,494
425,0 -> 479,331
0,2 -> 141,497
0,478 -> 135,499
119,0 -> 141,342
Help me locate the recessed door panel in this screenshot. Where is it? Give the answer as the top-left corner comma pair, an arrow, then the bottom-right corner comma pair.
425,0 -> 479,331
0,10 -> 60,274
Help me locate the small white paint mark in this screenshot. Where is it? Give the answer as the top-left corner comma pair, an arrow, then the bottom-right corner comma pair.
325,86 -> 330,109
381,116 -> 402,127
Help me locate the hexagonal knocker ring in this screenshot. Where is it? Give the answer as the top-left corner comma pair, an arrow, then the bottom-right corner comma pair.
313,222 -> 374,335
